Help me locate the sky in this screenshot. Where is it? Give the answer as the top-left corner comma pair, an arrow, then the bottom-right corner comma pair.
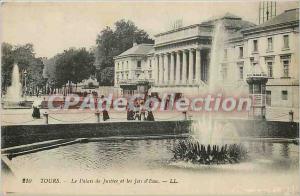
1,1 -> 299,58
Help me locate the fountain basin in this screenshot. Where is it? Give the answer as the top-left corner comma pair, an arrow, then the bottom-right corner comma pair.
1,100 -> 33,109
2,138 -> 299,195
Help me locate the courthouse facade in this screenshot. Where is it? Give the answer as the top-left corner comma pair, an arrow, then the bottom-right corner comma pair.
114,9 -> 299,120
114,13 -> 255,96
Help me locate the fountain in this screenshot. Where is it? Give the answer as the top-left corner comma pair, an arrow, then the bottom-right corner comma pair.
173,21 -> 247,164
3,64 -> 25,108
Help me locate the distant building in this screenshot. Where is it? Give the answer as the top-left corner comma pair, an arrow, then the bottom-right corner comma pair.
114,8 -> 299,121
113,43 -> 155,97
236,8 -> 299,121
63,76 -> 100,95
114,13 -> 255,97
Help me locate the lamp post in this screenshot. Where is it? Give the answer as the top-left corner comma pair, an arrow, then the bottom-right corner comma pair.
23,69 -> 27,101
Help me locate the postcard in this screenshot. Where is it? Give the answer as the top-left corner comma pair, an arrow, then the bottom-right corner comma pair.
1,1 -> 299,195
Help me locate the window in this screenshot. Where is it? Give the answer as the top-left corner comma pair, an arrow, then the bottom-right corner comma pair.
239,47 -> 243,59
224,49 -> 228,59
149,71 -> 152,78
250,57 -> 258,67
267,62 -> 273,78
250,57 -> 254,65
149,59 -> 152,67
221,64 -> 228,80
117,63 -> 119,70
266,91 -> 271,106
239,66 -> 244,79
253,40 -> 258,52
281,90 -> 288,100
137,61 -> 141,68
116,74 -> 119,83
126,74 -> 128,79
283,60 -> 289,77
267,37 -> 273,51
253,84 -> 261,94
122,62 -> 124,69
283,35 -> 289,49
126,61 -> 128,69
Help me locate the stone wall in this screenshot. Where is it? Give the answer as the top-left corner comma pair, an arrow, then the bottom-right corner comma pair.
1,119 -> 298,149
1,120 -> 191,148
223,119 -> 299,138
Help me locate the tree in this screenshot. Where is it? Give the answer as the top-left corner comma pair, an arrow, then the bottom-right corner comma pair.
99,67 -> 114,86
1,43 -> 14,91
1,43 -> 45,93
54,48 -> 95,87
95,19 -> 154,85
43,56 -> 58,80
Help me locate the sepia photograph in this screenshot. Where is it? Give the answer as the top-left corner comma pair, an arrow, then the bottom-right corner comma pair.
1,0 -> 299,195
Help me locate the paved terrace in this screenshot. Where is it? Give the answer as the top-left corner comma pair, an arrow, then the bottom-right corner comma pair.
1,107 -> 298,126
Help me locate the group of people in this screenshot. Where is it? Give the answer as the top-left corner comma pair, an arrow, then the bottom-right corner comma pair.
127,109 -> 154,121
126,99 -> 155,121
32,95 -> 156,122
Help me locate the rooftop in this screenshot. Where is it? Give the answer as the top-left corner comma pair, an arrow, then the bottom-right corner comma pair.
243,8 -> 299,32
155,12 -> 255,37
115,44 -> 154,58
201,12 -> 256,30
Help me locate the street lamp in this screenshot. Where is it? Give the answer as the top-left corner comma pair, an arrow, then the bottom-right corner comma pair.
24,69 -> 27,101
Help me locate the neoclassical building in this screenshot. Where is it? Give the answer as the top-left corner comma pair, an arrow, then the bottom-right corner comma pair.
114,13 -> 255,96
114,8 -> 299,119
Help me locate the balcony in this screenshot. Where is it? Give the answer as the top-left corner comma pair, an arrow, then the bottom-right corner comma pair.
118,78 -> 155,85
246,72 -> 267,78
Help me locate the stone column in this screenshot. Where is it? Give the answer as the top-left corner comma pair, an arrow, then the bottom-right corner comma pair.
176,51 -> 181,84
195,49 -> 201,83
189,49 -> 194,84
182,50 -> 187,84
164,54 -> 169,84
155,55 -> 159,85
170,52 -> 175,84
159,54 -> 164,85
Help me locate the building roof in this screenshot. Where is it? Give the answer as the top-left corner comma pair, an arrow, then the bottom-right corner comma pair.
201,12 -> 256,30
243,8 -> 299,32
116,44 -> 154,58
227,30 -> 243,42
154,12 -> 255,37
147,47 -> 155,55
203,13 -> 242,23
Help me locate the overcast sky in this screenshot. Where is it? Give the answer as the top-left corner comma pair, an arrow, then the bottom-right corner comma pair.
1,1 -> 298,58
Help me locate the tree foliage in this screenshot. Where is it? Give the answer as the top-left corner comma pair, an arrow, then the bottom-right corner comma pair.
53,48 -> 95,87
1,42 -> 45,92
95,19 -> 154,85
2,20 -> 154,90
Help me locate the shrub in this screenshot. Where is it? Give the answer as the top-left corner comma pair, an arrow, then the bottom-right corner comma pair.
172,139 -> 248,164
